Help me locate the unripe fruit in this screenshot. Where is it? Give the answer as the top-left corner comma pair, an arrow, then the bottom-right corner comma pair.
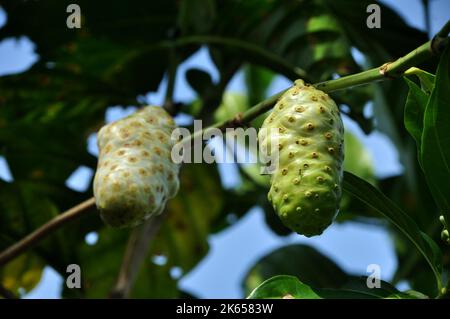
93,106 -> 180,227
259,80 -> 344,237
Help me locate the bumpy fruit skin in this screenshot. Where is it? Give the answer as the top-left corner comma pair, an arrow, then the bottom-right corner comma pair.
259,80 -> 344,237
93,106 -> 180,227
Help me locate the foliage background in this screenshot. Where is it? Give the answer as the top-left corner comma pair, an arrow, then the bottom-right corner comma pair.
0,0 -> 449,298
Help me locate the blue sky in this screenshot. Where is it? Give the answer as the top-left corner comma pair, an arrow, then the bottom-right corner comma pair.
0,0 -> 449,298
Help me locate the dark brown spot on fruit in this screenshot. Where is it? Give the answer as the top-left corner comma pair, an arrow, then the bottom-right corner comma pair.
128,156 -> 138,163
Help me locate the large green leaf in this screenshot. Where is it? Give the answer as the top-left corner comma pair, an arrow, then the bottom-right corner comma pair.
247,275 -> 321,299
404,68 -> 436,153
247,275 -> 421,299
343,171 -> 443,294
242,244 -> 349,296
317,276 -> 424,299
420,46 -> 450,227
244,64 -> 274,106
404,79 -> 429,152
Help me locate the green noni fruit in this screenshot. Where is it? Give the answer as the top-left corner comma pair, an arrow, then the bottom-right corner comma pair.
93,106 -> 180,227
259,80 -> 344,237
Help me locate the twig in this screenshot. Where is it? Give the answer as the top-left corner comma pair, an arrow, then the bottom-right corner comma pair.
109,214 -> 165,298
0,197 -> 95,267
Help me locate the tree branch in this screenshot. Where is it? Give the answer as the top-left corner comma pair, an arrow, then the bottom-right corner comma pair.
0,197 -> 95,266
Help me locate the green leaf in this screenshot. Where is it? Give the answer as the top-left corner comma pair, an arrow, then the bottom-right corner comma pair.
247,274 -> 417,299
328,277 -> 416,299
404,78 -> 429,151
343,171 -> 443,294
247,275 -> 321,299
407,68 -> 435,94
0,253 -> 44,297
420,46 -> 450,227
403,68 -> 435,154
242,244 -> 349,296
244,64 -> 274,106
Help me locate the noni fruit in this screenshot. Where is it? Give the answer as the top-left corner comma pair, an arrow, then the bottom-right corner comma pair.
259,80 -> 344,237
93,106 -> 180,227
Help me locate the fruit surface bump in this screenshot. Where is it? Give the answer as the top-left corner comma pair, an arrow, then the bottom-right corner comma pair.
259,80 -> 344,237
93,106 -> 180,227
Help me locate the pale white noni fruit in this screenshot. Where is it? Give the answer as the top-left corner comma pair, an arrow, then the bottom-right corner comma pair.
93,106 -> 180,227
